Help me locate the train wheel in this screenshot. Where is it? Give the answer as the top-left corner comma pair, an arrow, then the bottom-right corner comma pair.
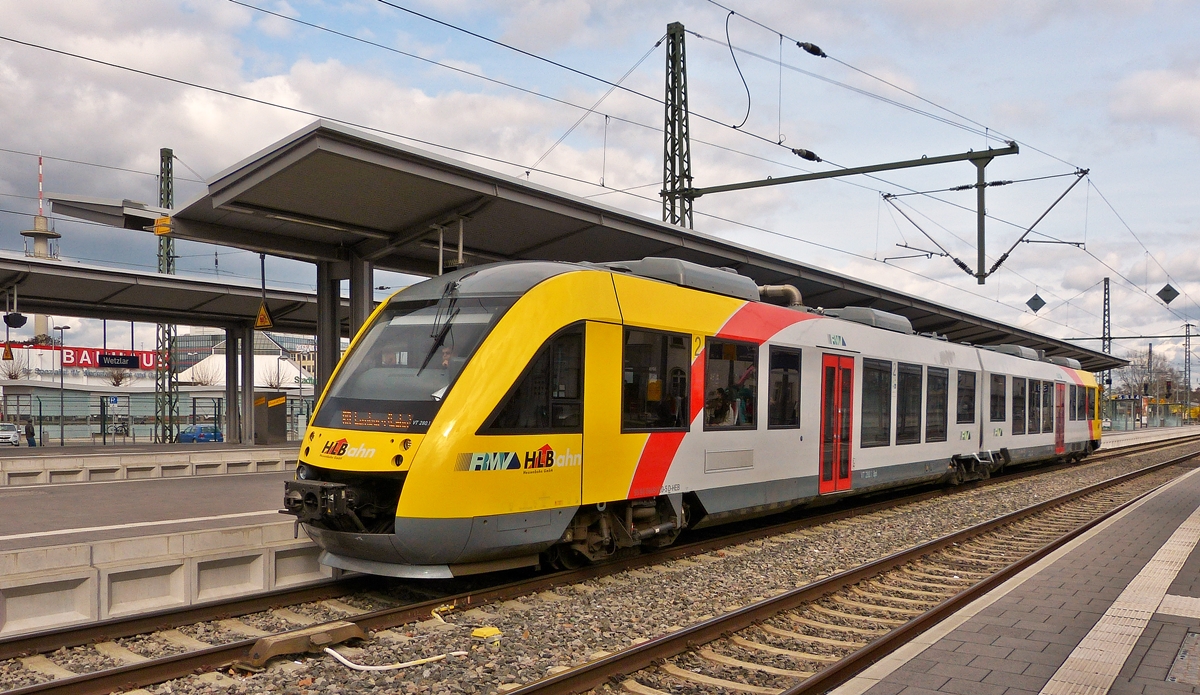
543,545 -> 588,571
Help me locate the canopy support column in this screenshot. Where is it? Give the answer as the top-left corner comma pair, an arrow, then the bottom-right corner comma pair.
348,253 -> 373,337
225,327 -> 239,442
240,324 -> 255,445
315,261 -> 341,394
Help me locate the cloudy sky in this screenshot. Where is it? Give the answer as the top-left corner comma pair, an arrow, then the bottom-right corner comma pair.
0,1 -> 1197,372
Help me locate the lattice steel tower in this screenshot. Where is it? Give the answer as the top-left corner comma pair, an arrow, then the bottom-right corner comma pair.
1101,277 -> 1112,388
154,148 -> 179,443
662,22 -> 693,229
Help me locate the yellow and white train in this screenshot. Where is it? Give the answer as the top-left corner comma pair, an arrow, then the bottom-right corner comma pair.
283,258 -> 1102,578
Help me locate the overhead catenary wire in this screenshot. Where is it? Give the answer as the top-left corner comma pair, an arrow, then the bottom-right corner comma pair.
529,38 -> 664,173
228,0 -> 1078,240
0,28 -> 1148,346
716,5 -> 1187,334
372,0 -> 795,150
1088,180 -> 1199,317
699,0 -> 1084,171
724,11 -> 751,129
229,1 -> 818,186
0,146 -> 204,183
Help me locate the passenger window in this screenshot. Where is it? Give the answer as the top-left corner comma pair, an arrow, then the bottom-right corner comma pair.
1078,386 -> 1088,421
1028,380 -> 1042,434
486,326 -> 583,432
896,363 -> 922,445
990,374 -> 1006,422
767,348 -> 801,429
1069,385 -> 1078,421
956,371 -> 976,424
705,340 -> 758,429
861,359 -> 892,447
926,367 -> 949,442
623,329 -> 690,430
1086,387 -> 1096,421
1042,381 -> 1054,432
1012,377 -> 1026,435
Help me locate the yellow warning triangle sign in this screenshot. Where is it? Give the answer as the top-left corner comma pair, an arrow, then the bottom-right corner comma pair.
254,302 -> 274,330
2,344 -> 12,361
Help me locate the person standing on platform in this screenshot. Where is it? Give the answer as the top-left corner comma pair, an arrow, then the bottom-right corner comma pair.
24,421 -> 35,447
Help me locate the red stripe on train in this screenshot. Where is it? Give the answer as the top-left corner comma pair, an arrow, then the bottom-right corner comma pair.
625,302 -> 816,499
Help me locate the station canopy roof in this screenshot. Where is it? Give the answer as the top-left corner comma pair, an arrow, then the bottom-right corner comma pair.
71,120 -> 1119,371
0,251 -> 346,332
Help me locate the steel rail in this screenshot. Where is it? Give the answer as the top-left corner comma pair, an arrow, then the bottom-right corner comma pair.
497,447 -> 1200,695
3,434 -> 1196,694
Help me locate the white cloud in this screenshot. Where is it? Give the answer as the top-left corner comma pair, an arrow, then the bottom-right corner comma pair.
1111,67 -> 1200,140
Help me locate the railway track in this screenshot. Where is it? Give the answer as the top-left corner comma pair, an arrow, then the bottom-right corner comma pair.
1,435 -> 1196,695
514,449 -> 1200,695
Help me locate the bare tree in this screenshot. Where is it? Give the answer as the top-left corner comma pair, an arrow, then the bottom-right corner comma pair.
187,359 -> 222,386
263,360 -> 287,389
104,369 -> 133,386
0,352 -> 31,380
1114,347 -> 1184,400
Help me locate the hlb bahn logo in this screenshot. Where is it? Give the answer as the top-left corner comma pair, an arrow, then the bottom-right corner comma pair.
456,444 -> 581,473
319,438 -> 376,459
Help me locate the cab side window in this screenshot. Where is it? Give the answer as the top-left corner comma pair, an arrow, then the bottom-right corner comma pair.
706,340 -> 758,429
623,329 -> 691,430
485,326 -> 583,432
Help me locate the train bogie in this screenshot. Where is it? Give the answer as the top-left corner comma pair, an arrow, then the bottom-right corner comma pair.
282,258 -> 1102,578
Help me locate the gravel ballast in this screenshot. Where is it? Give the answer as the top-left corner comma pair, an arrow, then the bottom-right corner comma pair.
41,442 -> 1200,695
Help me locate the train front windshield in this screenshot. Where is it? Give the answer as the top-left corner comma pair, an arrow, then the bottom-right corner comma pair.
312,295 -> 515,433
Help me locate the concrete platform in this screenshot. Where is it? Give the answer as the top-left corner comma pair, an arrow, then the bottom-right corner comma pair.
0,472 -> 328,638
834,453 -> 1200,694
0,443 -> 298,486
1104,425 -> 1200,451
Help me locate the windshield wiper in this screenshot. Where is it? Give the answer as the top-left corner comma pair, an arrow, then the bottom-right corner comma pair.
417,307 -> 460,375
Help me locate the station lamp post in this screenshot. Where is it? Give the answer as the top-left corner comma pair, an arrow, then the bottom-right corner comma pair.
54,323 -> 70,446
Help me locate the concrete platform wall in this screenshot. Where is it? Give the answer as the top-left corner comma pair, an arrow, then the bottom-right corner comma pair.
0,522 -> 328,638
0,447 -> 298,486
1103,424 -> 1200,450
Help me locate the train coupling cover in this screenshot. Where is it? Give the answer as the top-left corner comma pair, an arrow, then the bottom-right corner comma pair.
282,479 -> 366,531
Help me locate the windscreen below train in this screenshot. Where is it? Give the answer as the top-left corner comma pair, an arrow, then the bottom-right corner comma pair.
312,295 -> 515,433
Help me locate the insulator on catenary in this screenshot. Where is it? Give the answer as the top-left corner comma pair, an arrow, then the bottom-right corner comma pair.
797,41 -> 826,58
791,148 -> 822,162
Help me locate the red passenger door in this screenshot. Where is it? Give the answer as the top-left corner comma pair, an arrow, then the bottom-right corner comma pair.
1054,383 -> 1066,455
819,354 -> 854,494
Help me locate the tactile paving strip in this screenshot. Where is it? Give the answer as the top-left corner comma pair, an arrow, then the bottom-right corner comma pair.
1158,593 -> 1200,619
1039,503 -> 1200,694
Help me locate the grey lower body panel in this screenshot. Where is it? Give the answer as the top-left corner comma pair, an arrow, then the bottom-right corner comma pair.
304,505 -> 578,573
851,457 -> 951,489
693,475 -> 818,515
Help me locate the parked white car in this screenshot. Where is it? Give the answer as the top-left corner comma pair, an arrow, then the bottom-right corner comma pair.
0,422 -> 20,446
